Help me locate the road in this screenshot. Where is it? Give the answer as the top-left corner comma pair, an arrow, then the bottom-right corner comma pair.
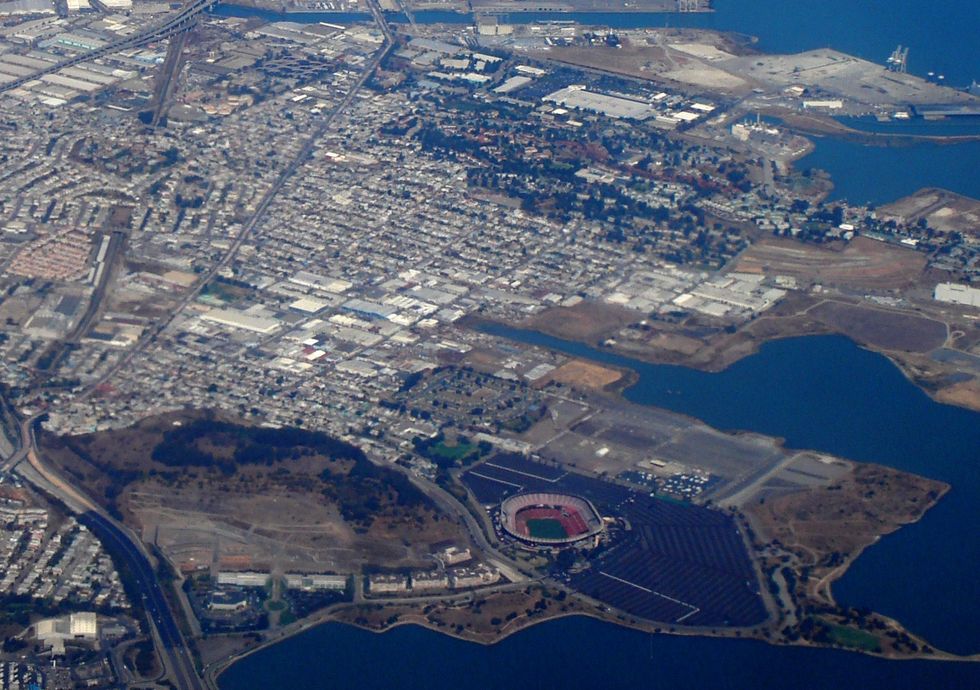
35,229 -> 125,379
0,416 -> 30,473
406,473 -> 531,584
2,409 -> 204,688
81,510 -> 203,690
150,29 -> 189,128
3,7 -> 402,689
0,0 -> 219,94
81,4 -> 397,402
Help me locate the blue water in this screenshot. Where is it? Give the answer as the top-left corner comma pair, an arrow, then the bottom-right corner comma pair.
503,0 -> 980,86
800,138 -> 980,204
802,118 -> 980,204
219,617 -> 980,690
835,116 -> 980,138
217,331 -> 980,688
215,0 -> 980,85
209,6 -> 474,24
478,326 -> 980,655
210,5 -> 370,22
500,1 -> 980,204
214,2 -> 980,84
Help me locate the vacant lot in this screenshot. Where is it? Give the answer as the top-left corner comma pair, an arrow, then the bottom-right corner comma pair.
542,359 -> 623,390
747,463 -> 947,564
880,188 -> 980,234
41,412 -> 470,574
808,301 -> 947,353
735,236 -> 926,289
523,301 -> 637,342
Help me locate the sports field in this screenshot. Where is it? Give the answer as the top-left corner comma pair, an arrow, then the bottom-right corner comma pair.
526,518 -> 569,540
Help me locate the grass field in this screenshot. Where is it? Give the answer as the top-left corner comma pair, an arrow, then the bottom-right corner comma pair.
526,518 -> 569,540
427,440 -> 478,463
825,622 -> 881,652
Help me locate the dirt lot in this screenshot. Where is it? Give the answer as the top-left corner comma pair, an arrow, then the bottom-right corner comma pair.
880,188 -> 980,234
746,462 -> 947,611
934,378 -> 980,411
806,301 -> 947,353
734,236 -> 927,290
490,287 -> 979,415
40,412 -> 471,574
532,29 -> 755,96
125,474 -> 453,574
523,300 -> 637,342
541,359 -> 623,390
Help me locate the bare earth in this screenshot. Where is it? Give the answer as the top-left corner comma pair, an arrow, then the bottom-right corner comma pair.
746,463 -> 948,615
734,236 -> 927,290
805,301 -> 947,353
879,188 -> 980,234
523,300 -> 638,342
541,359 -> 623,390
748,463 -> 947,563
40,412 -> 471,574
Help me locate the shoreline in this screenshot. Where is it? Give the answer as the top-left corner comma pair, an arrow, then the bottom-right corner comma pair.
138,315 -> 980,686
762,109 -> 980,148
200,478 -> 967,688
208,586 -> 978,690
217,3 -> 715,16
200,420 -> 971,687
463,309 -> 980,415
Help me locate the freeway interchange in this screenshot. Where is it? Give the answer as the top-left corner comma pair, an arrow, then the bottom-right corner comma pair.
0,405 -> 203,689
0,0 -> 219,93
0,2 -> 400,688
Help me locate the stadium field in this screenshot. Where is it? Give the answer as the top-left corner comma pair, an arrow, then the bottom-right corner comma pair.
526,518 -> 569,540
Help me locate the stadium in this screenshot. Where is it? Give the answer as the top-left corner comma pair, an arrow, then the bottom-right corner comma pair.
499,492 -> 604,547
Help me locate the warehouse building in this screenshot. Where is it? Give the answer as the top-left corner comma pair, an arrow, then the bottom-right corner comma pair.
934,282 -> 980,308
544,85 -> 656,121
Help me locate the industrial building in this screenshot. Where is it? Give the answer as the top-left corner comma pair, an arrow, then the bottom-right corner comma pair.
544,85 -> 656,121
934,282 -> 980,308
284,574 -> 348,591
202,307 -> 282,334
34,612 -> 98,654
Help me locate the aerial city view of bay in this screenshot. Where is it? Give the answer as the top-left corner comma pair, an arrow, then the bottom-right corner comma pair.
0,0 -> 977,687
210,4 -> 980,687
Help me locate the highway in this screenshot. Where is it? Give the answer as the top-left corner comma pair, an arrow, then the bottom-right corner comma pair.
0,0 -> 219,94
0,412 -> 31,474
0,406 -> 203,688
150,29 -> 190,128
1,7 -> 402,689
80,510 -> 203,690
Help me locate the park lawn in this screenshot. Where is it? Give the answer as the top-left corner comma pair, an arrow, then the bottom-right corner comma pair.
825,622 -> 881,652
428,441 -> 478,463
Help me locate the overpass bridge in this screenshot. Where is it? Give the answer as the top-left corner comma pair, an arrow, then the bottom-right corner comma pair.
0,0 -> 219,94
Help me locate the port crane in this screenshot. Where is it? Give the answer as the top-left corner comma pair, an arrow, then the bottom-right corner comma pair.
887,45 -> 909,73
